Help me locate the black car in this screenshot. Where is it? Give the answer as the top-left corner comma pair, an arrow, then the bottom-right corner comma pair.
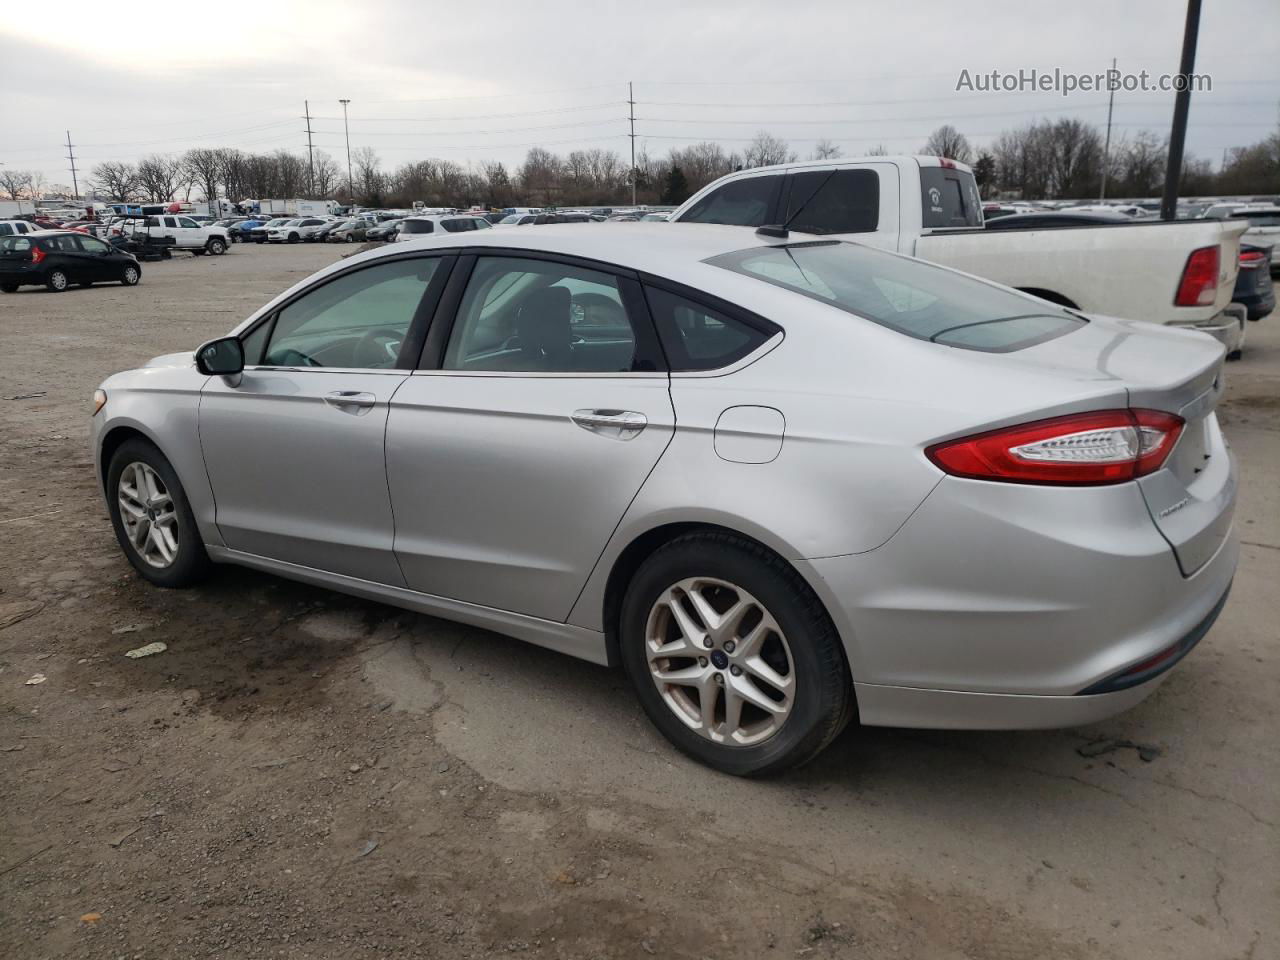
0,230 -> 141,293
1235,243 -> 1275,322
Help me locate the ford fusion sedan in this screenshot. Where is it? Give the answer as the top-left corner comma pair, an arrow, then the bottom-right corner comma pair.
89,224 -> 1237,775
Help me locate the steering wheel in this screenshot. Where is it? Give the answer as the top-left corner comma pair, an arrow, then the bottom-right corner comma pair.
271,347 -> 320,367
352,326 -> 405,368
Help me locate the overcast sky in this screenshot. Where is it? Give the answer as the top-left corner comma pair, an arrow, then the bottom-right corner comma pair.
2,0 -> 1277,191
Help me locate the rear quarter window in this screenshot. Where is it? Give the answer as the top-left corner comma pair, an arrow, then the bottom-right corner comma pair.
920,169 -> 983,228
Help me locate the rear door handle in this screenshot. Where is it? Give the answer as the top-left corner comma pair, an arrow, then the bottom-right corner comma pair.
324,390 -> 377,414
571,408 -> 647,440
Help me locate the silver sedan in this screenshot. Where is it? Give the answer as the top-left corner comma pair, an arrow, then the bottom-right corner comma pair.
90,224 -> 1238,775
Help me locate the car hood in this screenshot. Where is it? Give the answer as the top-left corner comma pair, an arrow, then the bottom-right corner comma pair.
144,351 -> 195,368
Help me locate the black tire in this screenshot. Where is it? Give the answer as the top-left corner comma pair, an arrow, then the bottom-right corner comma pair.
619,532 -> 853,777
207,237 -> 226,255
192,248 -> 205,257
120,264 -> 140,286
45,269 -> 69,292
288,232 -> 300,243
105,438 -> 211,588
1227,348 -> 1243,361
0,283 -> 17,293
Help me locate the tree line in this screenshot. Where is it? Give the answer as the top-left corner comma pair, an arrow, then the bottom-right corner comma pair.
2,118 -> 1276,211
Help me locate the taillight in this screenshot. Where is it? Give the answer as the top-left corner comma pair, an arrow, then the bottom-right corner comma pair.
1174,245 -> 1219,306
30,245 -> 45,265
926,409 -> 1184,486
1239,249 -> 1266,269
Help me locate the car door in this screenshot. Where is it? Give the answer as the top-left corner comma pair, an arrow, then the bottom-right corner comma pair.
198,253 -> 454,583
385,253 -> 675,621
176,216 -> 203,246
73,234 -> 117,280
46,234 -> 97,282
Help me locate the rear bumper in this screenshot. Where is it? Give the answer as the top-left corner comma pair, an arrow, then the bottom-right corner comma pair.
799,469 -> 1238,729
1176,305 -> 1246,352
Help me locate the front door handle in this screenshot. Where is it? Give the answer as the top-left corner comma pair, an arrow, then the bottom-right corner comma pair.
571,408 -> 647,441
324,390 -> 377,414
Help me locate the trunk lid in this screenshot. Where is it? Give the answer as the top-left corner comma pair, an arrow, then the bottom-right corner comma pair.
1019,315 -> 1232,575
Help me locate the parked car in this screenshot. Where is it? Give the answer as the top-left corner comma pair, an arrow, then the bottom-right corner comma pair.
365,219 -> 404,242
1228,208 -> 1280,269
266,218 -> 328,243
90,224 -> 1236,775
391,214 -> 493,241
307,220 -> 348,242
325,220 -> 367,243
495,214 -> 539,228
640,212 -> 670,222
249,218 -> 294,243
1,230 -> 141,292
670,156 -> 1250,355
228,219 -> 264,242
1234,243 -> 1275,322
0,219 -> 38,237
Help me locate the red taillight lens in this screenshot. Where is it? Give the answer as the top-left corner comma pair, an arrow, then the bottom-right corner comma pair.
1174,245 -> 1220,306
1239,249 -> 1266,268
926,409 -> 1184,486
30,244 -> 45,265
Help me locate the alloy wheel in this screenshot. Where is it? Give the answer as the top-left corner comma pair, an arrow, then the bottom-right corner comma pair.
123,266 -> 139,285
645,577 -> 795,746
117,462 -> 180,568
48,271 -> 68,291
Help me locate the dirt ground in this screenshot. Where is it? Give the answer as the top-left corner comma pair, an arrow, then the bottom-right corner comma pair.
1,244 -> 1276,960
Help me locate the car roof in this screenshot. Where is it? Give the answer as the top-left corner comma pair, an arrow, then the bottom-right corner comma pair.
352,222 -> 800,292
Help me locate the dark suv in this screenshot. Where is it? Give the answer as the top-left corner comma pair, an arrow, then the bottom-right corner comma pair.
0,231 -> 141,293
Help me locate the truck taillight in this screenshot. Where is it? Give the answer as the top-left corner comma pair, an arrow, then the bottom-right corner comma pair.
1174,245 -> 1220,306
926,409 -> 1184,486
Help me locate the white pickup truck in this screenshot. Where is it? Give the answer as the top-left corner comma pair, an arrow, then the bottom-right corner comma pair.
670,156 -> 1249,355
111,215 -> 231,256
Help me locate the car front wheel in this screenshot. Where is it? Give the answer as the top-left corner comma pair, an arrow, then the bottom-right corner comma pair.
121,265 -> 140,286
207,238 -> 226,255
620,532 -> 853,776
106,438 -> 211,588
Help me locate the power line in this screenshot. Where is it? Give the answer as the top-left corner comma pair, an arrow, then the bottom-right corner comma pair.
310,101 -> 625,124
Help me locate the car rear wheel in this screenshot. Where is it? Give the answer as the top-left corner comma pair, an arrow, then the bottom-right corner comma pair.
46,270 -> 69,292
207,238 -> 226,255
619,532 -> 853,776
106,438 -> 211,588
0,283 -> 17,293
121,265 -> 140,286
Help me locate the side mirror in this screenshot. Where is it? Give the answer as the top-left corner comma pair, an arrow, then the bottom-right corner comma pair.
195,337 -> 245,377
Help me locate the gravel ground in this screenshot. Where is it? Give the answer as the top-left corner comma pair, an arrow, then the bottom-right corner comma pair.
1,244 -> 1276,959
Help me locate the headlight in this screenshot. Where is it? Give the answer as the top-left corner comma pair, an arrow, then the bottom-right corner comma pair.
92,389 -> 107,416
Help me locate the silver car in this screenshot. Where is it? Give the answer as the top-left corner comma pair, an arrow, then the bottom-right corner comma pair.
90,224 -> 1238,775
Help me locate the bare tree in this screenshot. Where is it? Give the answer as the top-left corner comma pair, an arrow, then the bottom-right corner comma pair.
519,147 -> 564,205
352,147 -> 385,205
743,131 -> 795,168
313,151 -> 342,197
667,142 -> 737,192
136,154 -> 185,201
921,125 -> 972,164
810,139 -> 843,161
0,168 -> 34,201
183,149 -> 223,208
864,144 -> 890,157
90,162 -> 139,202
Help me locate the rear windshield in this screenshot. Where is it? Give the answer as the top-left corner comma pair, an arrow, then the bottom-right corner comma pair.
920,168 -> 983,228
401,219 -> 434,234
706,241 -> 1084,352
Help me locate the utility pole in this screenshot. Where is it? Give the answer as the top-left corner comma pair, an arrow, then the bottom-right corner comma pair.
1099,58 -> 1116,200
628,81 -> 637,206
65,130 -> 80,200
1161,0 -> 1202,221
303,101 -> 316,196
339,99 -> 353,205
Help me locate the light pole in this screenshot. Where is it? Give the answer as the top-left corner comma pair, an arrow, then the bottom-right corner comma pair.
339,99 -> 353,207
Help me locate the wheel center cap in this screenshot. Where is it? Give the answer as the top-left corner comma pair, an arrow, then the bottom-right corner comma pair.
710,650 -> 729,670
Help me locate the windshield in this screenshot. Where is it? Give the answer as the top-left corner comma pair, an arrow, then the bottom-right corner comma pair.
706,241 -> 1084,352
499,215 -> 522,224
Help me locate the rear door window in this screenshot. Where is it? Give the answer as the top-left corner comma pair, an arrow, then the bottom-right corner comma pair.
679,174 -> 783,227
0,224 -> 12,237
919,168 -> 982,228
784,169 -> 879,235
0,236 -> 32,252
